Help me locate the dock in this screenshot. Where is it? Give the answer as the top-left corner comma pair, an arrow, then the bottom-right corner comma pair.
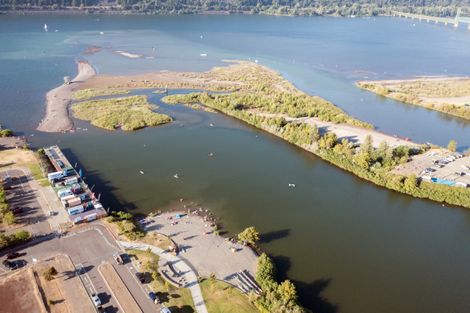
44,145 -> 107,224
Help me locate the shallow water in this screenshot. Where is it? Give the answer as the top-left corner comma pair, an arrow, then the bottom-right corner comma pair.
1,15 -> 470,313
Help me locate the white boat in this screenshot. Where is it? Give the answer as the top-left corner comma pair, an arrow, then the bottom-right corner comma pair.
200,53 -> 207,57
209,123 -> 214,127
140,170 -> 145,175
288,183 -> 296,188
44,24 -> 48,32
173,174 -> 179,179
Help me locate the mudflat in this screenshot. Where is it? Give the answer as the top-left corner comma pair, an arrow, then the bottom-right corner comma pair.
37,60 -> 96,133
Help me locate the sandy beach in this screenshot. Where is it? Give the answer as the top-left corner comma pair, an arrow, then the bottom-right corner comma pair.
37,60 -> 96,133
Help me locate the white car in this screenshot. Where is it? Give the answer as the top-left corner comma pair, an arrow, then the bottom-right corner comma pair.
91,294 -> 102,308
160,307 -> 171,313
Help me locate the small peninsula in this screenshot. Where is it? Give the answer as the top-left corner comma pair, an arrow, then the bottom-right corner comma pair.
357,77 -> 470,120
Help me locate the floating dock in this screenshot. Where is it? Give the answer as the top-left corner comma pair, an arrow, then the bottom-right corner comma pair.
44,145 -> 107,224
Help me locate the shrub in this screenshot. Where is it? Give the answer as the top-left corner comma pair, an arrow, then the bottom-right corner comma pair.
237,226 -> 260,246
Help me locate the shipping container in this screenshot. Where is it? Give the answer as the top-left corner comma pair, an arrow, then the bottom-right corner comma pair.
94,202 -> 104,210
68,205 -> 84,215
84,213 -> 97,222
63,167 -> 75,177
65,177 -> 79,186
78,193 -> 90,201
73,216 -> 83,224
66,197 -> 82,207
70,184 -> 83,194
57,188 -> 72,198
60,195 -> 76,205
48,171 -> 64,182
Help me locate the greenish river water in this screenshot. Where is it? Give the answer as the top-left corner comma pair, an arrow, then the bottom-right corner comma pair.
0,15 -> 469,313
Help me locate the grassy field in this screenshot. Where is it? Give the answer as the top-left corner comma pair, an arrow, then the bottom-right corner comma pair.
126,249 -> 195,313
357,78 -> 470,120
200,278 -> 258,313
27,163 -> 50,187
71,95 -> 172,131
72,88 -> 129,100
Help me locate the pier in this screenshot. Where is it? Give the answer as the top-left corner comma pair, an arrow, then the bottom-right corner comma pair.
44,145 -> 107,224
392,9 -> 470,30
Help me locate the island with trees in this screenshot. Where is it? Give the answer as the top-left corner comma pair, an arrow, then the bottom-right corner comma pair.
71,95 -> 172,131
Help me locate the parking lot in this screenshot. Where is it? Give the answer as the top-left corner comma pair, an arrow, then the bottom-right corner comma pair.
0,169 -> 51,236
394,149 -> 470,187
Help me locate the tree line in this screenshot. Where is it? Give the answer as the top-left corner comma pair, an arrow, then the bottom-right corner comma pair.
1,0 -> 469,17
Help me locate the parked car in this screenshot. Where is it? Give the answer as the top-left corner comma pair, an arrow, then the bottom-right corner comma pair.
11,207 -> 24,214
135,272 -> 146,284
91,294 -> 102,309
6,252 -> 21,260
3,259 -> 27,270
113,253 -> 123,265
160,307 -> 171,313
148,291 -> 157,301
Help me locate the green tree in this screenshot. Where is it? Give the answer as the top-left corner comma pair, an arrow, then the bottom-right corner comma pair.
311,123 -> 320,142
3,211 -> 16,225
447,139 -> 457,152
237,226 -> 260,246
278,280 -> 298,307
404,175 -> 418,192
14,230 -> 31,241
0,234 -> 9,249
354,151 -> 372,169
361,135 -> 373,154
256,253 -> 276,290
318,132 -> 337,149
0,129 -> 13,137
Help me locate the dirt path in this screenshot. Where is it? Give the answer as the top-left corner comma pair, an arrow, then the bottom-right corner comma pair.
37,61 -> 96,133
255,111 -> 418,148
98,262 -> 143,313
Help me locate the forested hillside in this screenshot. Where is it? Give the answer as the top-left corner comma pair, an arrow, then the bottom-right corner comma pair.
1,0 -> 469,17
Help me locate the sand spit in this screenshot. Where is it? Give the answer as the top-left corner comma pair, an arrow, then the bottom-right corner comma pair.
37,60 -> 96,133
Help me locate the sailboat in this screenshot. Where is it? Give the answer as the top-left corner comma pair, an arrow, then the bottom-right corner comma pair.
44,24 -> 48,32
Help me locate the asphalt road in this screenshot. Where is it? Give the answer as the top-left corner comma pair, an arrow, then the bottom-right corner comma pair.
0,225 -> 158,313
1,169 -> 158,313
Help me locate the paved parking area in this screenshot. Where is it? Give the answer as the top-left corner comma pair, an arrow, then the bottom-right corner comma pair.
393,149 -> 470,186
0,169 -> 51,236
144,212 -> 258,285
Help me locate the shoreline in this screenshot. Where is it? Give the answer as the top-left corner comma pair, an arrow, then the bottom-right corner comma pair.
357,77 -> 470,121
37,60 -> 96,133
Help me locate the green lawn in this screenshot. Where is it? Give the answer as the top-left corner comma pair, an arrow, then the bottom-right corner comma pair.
27,163 -> 50,187
200,278 -> 259,313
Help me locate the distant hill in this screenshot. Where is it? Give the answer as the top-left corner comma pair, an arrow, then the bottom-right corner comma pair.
1,0 -> 470,16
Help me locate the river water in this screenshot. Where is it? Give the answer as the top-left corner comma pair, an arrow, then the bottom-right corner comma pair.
0,15 -> 469,313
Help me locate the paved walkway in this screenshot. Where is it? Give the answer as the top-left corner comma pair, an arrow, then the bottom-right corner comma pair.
118,241 -> 209,313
